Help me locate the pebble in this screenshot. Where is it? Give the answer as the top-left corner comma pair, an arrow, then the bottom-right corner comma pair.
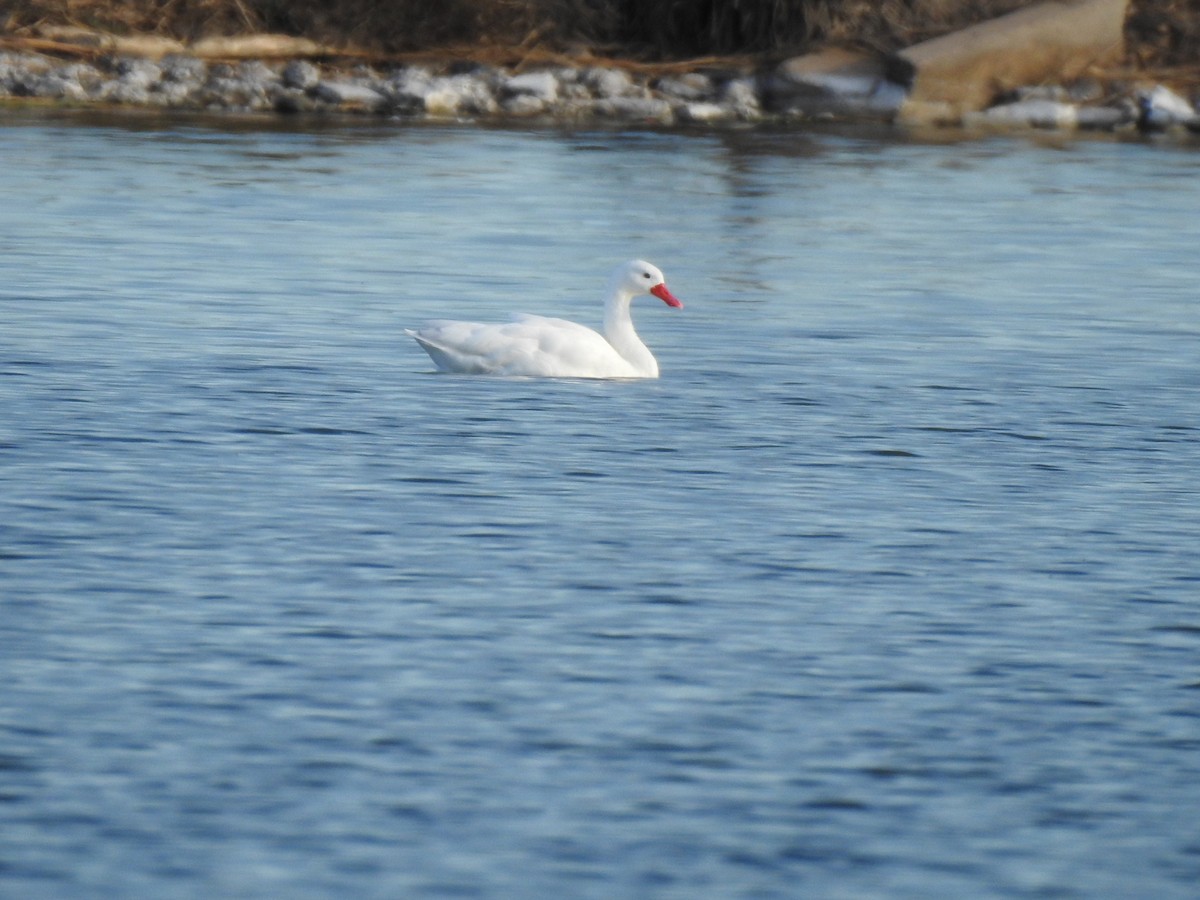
0,47 -> 1189,134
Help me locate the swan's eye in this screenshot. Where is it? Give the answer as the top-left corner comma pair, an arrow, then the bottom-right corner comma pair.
641,272 -> 652,279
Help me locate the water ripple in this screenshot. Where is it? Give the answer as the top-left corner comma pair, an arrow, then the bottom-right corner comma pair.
2,118 -> 1199,900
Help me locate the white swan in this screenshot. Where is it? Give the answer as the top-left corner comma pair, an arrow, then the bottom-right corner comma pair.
406,259 -> 683,379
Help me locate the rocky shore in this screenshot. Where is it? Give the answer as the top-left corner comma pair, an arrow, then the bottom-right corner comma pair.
0,49 -> 765,126
2,0 -> 1199,134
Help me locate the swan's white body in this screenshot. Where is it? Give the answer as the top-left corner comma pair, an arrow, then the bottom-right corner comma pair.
406,260 -> 683,379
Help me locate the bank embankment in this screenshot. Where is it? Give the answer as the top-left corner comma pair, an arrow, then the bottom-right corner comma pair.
2,0 -> 1199,133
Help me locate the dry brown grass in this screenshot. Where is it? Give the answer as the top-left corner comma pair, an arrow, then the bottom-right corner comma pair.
1,0 -> 1196,69
0,0 -> 1049,55
1125,0 -> 1200,69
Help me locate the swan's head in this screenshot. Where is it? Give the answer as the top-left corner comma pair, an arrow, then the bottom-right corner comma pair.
617,259 -> 683,309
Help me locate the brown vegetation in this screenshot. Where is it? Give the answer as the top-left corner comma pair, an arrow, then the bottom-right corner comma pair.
0,1 -> 1034,56
1,0 -> 1197,72
1125,0 -> 1200,69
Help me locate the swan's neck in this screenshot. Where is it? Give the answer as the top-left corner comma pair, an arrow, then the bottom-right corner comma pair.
603,287 -> 658,377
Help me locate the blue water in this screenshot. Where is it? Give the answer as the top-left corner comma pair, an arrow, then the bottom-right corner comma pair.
2,112 -> 1199,898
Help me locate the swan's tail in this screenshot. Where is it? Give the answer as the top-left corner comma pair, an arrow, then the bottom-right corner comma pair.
406,328 -> 475,373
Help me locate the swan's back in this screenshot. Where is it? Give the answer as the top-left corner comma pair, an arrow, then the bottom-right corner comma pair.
407,316 -> 639,378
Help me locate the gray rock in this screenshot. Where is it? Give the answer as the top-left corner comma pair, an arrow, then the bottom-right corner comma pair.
0,55 -> 15,94
676,101 -> 734,123
1066,79 -> 1105,104
503,70 -> 559,103
60,63 -> 103,94
30,70 -> 89,101
314,80 -> 387,110
421,81 -> 462,115
0,50 -> 24,77
151,79 -> 196,107
200,66 -> 272,111
501,94 -> 547,116
655,73 -> 713,101
1137,84 -> 1197,131
161,55 -> 207,84
720,77 -> 762,119
449,74 -> 498,115
973,98 -> 1079,128
560,80 -> 592,101
114,57 -> 161,90
595,96 -> 674,123
411,74 -> 497,116
282,60 -> 320,90
90,57 -> 162,105
384,67 -> 433,112
238,60 -> 278,87
0,58 -> 93,101
1076,104 -> 1133,129
381,67 -> 498,116
770,49 -> 905,118
103,80 -> 153,105
582,66 -> 635,98
4,67 -> 42,98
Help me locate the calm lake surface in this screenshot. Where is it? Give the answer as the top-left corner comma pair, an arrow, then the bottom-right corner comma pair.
2,111 -> 1199,898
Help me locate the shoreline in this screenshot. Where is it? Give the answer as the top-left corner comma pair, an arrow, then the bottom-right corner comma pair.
2,13 -> 1199,137
4,48 -> 1195,138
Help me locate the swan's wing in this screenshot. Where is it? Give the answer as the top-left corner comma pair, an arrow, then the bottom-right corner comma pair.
407,320 -> 540,374
508,315 -> 636,377
408,315 -> 634,377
